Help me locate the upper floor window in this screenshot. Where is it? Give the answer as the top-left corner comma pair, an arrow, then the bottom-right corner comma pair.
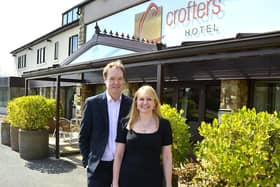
54,42 -> 59,60
62,7 -> 79,26
37,47 -> 46,64
17,54 -> 26,69
69,35 -> 78,56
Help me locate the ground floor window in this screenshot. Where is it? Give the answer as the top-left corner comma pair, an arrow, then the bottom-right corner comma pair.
162,82 -> 220,142
0,88 -> 9,107
253,80 -> 280,113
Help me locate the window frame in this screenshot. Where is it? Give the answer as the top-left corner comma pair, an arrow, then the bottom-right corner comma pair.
54,41 -> 59,60
17,54 -> 27,69
62,7 -> 79,25
36,47 -> 46,64
69,35 -> 78,56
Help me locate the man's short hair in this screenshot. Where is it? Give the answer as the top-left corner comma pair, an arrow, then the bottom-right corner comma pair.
103,60 -> 126,80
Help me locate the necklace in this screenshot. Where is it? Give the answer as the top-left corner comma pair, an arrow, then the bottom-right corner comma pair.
135,117 -> 156,133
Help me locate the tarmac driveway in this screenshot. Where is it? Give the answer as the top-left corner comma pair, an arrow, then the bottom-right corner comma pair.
0,143 -> 86,187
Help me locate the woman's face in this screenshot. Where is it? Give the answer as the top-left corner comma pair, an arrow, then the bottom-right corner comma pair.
136,90 -> 156,114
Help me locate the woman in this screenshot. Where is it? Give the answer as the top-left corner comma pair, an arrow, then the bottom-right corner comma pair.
113,85 -> 172,187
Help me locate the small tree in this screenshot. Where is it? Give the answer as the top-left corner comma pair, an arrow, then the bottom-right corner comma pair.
161,104 -> 192,167
194,107 -> 280,186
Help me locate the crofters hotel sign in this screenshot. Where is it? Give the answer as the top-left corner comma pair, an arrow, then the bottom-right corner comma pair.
135,0 -> 225,46
166,0 -> 221,37
87,0 -> 279,47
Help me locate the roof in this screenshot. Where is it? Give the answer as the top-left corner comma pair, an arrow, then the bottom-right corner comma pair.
61,24 -> 158,66
22,30 -> 280,79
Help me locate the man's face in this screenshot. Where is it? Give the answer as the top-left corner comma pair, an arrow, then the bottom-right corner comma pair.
104,67 -> 125,100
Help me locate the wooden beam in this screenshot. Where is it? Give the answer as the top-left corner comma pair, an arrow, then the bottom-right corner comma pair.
198,85 -> 206,123
27,77 -> 84,83
156,64 -> 164,102
25,79 -> 29,96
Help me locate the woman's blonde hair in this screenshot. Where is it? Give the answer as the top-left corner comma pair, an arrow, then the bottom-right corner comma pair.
127,85 -> 161,130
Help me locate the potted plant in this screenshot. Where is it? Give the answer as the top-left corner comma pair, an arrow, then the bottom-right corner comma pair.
8,95 -> 56,160
161,104 -> 192,187
1,116 -> 11,146
7,98 -> 22,151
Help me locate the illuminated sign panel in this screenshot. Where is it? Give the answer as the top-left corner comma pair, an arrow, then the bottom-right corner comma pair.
86,0 -> 280,47
134,3 -> 163,43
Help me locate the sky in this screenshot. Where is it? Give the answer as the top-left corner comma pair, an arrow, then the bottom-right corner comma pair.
0,0 -> 82,77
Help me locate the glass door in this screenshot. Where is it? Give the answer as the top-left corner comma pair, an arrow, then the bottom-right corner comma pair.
179,87 -> 201,142
162,82 -> 220,143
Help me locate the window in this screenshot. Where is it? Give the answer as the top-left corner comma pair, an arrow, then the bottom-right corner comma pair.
253,81 -> 280,113
37,47 -> 46,64
62,7 -> 79,25
17,54 -> 26,69
63,14 -> 67,25
69,35 -> 78,56
72,7 -> 78,21
0,88 -> 8,107
71,45 -> 134,64
54,42 -> 59,60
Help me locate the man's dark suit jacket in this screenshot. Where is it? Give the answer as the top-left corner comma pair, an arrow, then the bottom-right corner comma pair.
79,92 -> 132,173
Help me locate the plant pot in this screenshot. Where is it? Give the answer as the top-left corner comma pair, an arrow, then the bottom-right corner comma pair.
172,174 -> 179,187
10,126 -> 19,151
19,129 -> 49,160
1,122 -> 11,146
162,173 -> 179,187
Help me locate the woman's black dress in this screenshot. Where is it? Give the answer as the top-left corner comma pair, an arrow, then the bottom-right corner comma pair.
116,118 -> 172,187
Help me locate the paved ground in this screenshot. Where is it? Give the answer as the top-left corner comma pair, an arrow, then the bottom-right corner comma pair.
0,143 -> 87,187
0,117 -> 87,187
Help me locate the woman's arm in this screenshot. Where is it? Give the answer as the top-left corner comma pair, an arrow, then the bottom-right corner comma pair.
162,145 -> 172,187
112,143 -> 126,187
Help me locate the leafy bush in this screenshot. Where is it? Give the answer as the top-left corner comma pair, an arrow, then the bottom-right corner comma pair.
7,98 -> 21,128
194,107 -> 280,186
161,104 -> 192,167
7,95 -> 56,130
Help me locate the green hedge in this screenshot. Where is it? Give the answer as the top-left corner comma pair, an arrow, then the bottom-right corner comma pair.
161,104 -> 192,167
194,107 -> 280,186
7,95 -> 56,130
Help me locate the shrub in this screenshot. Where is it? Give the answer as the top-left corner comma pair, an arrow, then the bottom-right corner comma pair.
7,98 -> 22,128
161,104 -> 192,167
194,106 -> 280,186
7,95 -> 56,130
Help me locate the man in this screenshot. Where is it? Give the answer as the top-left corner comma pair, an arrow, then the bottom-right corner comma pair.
79,60 -> 132,187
